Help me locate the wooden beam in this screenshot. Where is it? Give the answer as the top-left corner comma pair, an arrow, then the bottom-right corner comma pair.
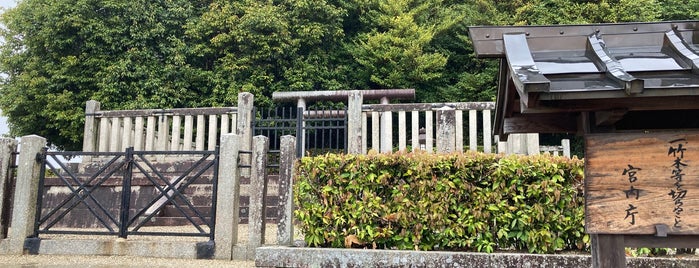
502,113 -> 577,134
595,109 -> 627,126
625,235 -> 699,248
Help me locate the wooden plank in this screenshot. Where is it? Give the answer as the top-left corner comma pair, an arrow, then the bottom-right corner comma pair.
585,132 -> 699,235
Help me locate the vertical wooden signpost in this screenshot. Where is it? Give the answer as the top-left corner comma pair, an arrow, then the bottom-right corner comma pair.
586,132 -> 699,267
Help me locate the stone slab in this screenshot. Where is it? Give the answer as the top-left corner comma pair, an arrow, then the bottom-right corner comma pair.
255,246 -> 699,268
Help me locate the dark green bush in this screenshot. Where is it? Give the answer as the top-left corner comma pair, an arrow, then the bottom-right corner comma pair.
293,151 -> 586,253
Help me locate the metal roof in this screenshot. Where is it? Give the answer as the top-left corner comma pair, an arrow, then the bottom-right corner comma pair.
469,21 -> 699,137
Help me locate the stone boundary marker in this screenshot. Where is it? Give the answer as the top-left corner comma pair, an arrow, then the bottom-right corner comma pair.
255,247 -> 699,268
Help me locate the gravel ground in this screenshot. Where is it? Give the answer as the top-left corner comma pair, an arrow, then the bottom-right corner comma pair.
0,224 -> 291,267
0,254 -> 255,268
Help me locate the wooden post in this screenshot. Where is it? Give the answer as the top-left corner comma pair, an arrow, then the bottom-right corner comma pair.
591,234 -> 625,268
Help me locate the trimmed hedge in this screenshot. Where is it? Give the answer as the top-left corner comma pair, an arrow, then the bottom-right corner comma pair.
293,151 -> 586,253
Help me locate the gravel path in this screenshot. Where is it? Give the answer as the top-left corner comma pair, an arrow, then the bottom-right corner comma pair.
0,224 -> 291,267
0,254 -> 255,267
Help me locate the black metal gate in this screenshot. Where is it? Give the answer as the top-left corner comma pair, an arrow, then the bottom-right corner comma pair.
254,106 -> 347,157
34,148 -> 219,239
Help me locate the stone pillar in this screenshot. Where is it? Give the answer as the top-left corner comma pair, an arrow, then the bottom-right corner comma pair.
82,100 -> 100,153
214,134 -> 241,260
347,91 -> 363,154
483,109 -> 493,153
277,135 -> 296,246
297,98 -> 306,156
0,138 -> 18,238
237,92 -> 254,176
562,139 -> 571,158
526,133 -> 540,155
7,135 -> 45,254
436,107 -> 456,153
506,134 -> 526,155
248,136 -> 269,258
379,97 -> 392,153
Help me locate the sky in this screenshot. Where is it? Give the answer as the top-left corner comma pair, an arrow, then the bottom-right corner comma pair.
0,0 -> 15,136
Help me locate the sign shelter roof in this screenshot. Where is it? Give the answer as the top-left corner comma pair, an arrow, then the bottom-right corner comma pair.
469,21 -> 699,138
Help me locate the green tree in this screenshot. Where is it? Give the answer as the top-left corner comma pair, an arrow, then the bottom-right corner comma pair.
0,0 -> 209,149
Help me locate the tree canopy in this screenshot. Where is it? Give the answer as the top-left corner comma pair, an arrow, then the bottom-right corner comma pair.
1,0 -> 698,149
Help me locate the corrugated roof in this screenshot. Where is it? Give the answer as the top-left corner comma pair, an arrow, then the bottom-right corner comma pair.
469,21 -> 699,137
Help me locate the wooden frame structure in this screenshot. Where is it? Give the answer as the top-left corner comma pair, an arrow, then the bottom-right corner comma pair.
470,21 -> 699,267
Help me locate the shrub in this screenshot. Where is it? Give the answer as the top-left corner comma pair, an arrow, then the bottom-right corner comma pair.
293,151 -> 586,253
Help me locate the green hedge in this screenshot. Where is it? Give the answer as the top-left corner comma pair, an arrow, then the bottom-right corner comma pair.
293,151 -> 587,253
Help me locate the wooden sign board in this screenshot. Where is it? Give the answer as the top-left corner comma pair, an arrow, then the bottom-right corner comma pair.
585,132 -> 699,234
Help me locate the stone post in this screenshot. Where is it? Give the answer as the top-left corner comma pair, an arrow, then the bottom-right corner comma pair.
483,109 -> 493,153
214,134 -> 241,260
0,138 -> 18,238
237,93 -> 254,176
526,133 -> 540,155
562,139 -> 571,158
380,97 -> 392,153
248,135 -> 269,258
277,135 -> 296,246
82,101 -> 100,163
347,91 -> 363,154
436,107 -> 456,153
7,135 -> 45,254
297,98 -> 306,156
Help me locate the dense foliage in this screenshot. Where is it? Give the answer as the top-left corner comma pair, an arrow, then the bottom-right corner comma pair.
1,0 -> 698,149
294,152 -> 586,253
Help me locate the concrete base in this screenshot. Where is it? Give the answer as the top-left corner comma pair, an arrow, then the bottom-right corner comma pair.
24,239 -> 208,259
255,246 -> 699,268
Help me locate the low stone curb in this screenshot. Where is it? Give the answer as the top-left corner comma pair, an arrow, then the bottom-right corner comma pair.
255,246 -> 699,268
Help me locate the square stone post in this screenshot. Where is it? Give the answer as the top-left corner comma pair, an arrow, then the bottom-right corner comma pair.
7,135 -> 46,254
379,97 -> 392,153
247,135 -> 269,259
237,93 -> 254,176
0,138 -> 18,239
214,134 -> 241,260
82,100 -> 100,152
436,107 -> 456,153
277,135 -> 296,246
347,91 -> 363,154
